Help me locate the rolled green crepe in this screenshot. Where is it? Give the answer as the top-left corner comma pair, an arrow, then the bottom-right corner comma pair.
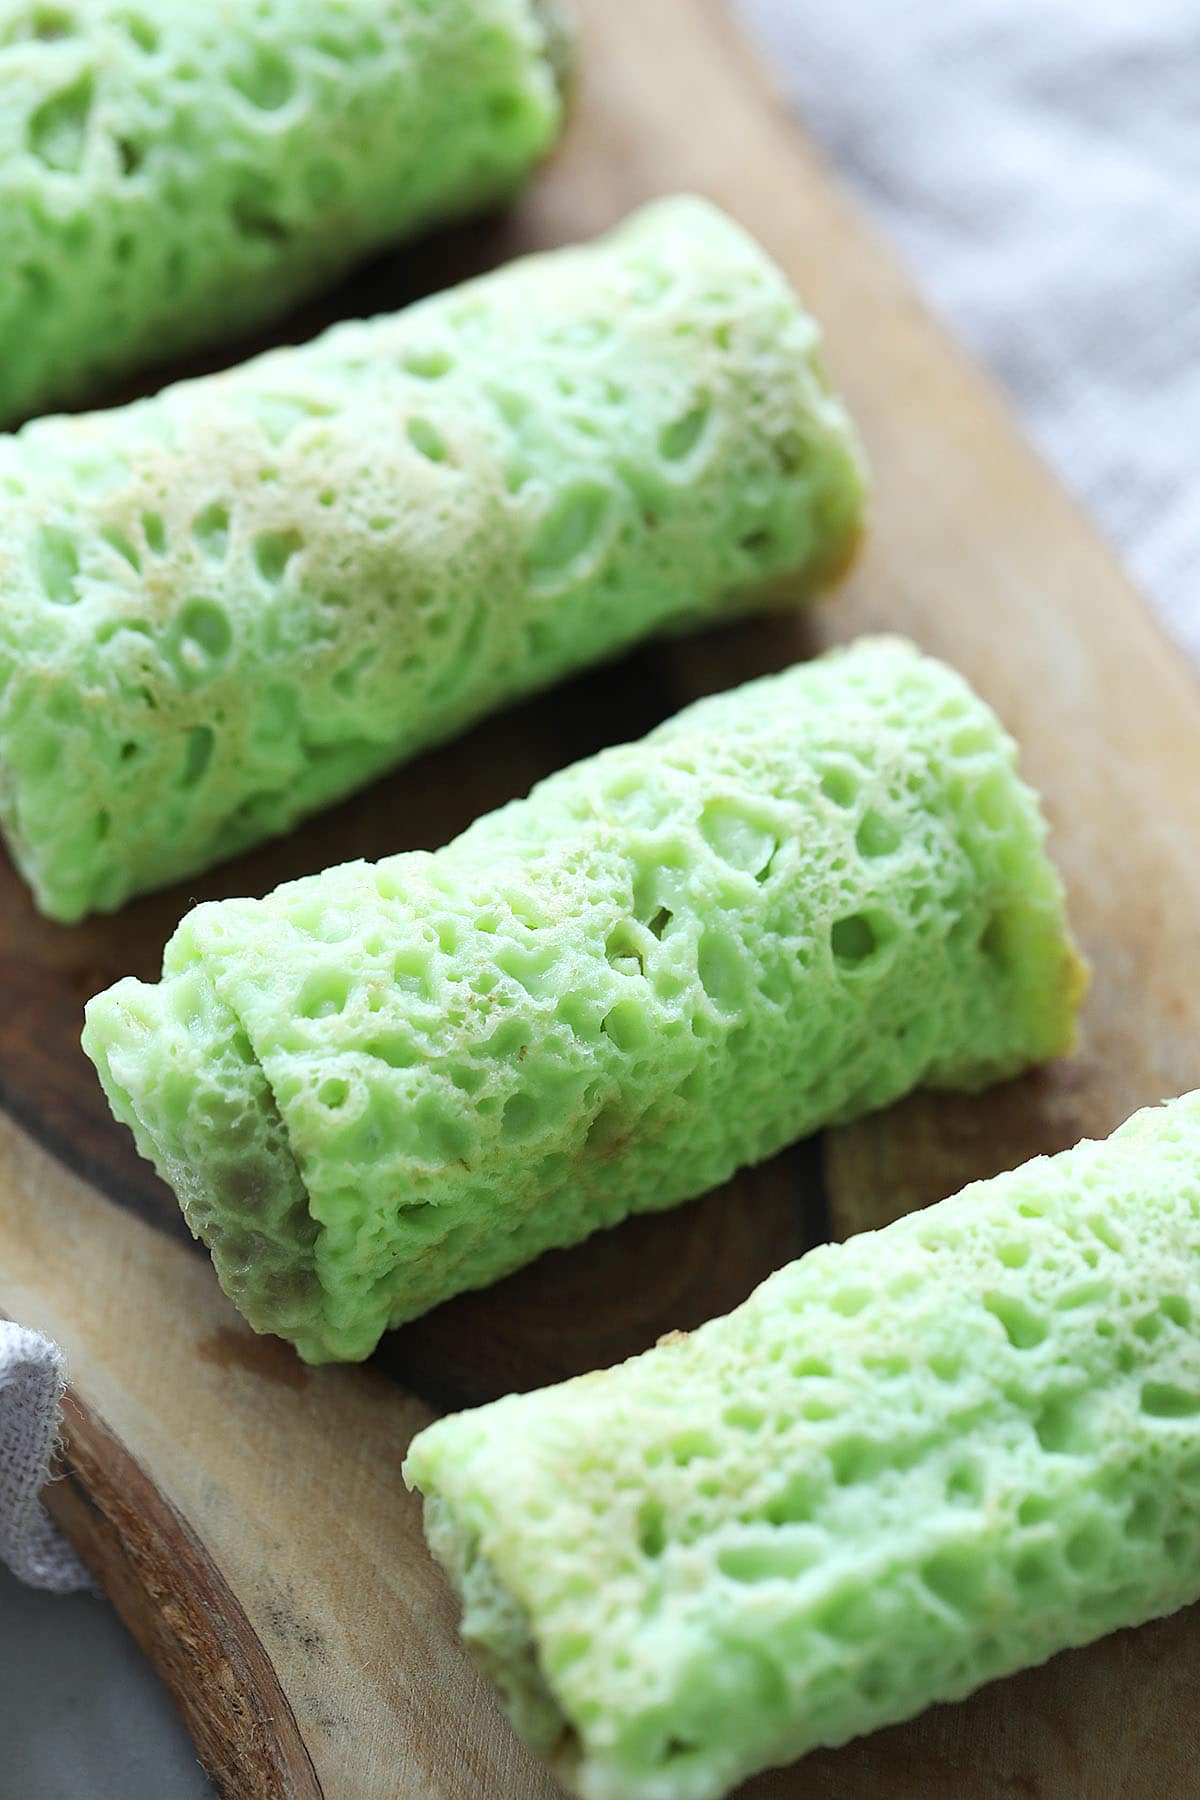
0,195 -> 865,922
0,0 -> 570,424
406,1089 -> 1200,1800
83,639 -> 1085,1363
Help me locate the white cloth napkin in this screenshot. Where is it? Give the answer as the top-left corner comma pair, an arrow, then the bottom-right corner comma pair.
735,0 -> 1200,662
0,1324 -> 88,1592
4,2 -> 1198,1597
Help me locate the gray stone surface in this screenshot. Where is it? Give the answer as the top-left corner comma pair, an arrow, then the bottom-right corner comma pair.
0,1567 -> 214,1799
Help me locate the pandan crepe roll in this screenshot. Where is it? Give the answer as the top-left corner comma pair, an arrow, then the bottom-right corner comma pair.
0,195 -> 866,923
83,639 -> 1086,1363
0,0 -> 571,425
405,1090 -> 1200,1800
406,1087 -> 1200,1800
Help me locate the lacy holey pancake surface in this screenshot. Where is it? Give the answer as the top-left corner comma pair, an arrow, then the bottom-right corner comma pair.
0,4 -> 1199,1799
0,0 -> 570,424
84,640 -> 1082,1363
408,1092 -> 1200,1800
0,196 -> 863,922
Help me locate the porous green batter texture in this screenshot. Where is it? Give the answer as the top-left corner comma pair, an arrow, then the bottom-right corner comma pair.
0,0 -> 570,424
83,640 -> 1085,1363
0,195 -> 865,922
406,1090 -> 1200,1800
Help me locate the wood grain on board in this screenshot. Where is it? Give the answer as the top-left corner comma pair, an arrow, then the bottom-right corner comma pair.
1,1 -> 1199,1795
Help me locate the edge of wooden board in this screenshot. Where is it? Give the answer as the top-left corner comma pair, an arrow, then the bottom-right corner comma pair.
0,1115 -> 562,1800
48,1389 -> 321,1800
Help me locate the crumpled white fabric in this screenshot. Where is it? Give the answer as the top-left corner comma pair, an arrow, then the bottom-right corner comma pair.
0,1323 -> 88,1592
735,0 -> 1200,663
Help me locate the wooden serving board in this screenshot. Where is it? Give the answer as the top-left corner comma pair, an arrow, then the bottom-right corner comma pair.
2,3 -> 1200,1795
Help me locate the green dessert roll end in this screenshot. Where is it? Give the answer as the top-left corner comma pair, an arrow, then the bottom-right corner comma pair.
83,965 -> 326,1356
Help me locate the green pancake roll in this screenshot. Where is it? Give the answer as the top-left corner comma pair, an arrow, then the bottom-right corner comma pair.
406,1089 -> 1200,1800
0,194 -> 866,922
0,0 -> 571,424
83,639 -> 1086,1363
